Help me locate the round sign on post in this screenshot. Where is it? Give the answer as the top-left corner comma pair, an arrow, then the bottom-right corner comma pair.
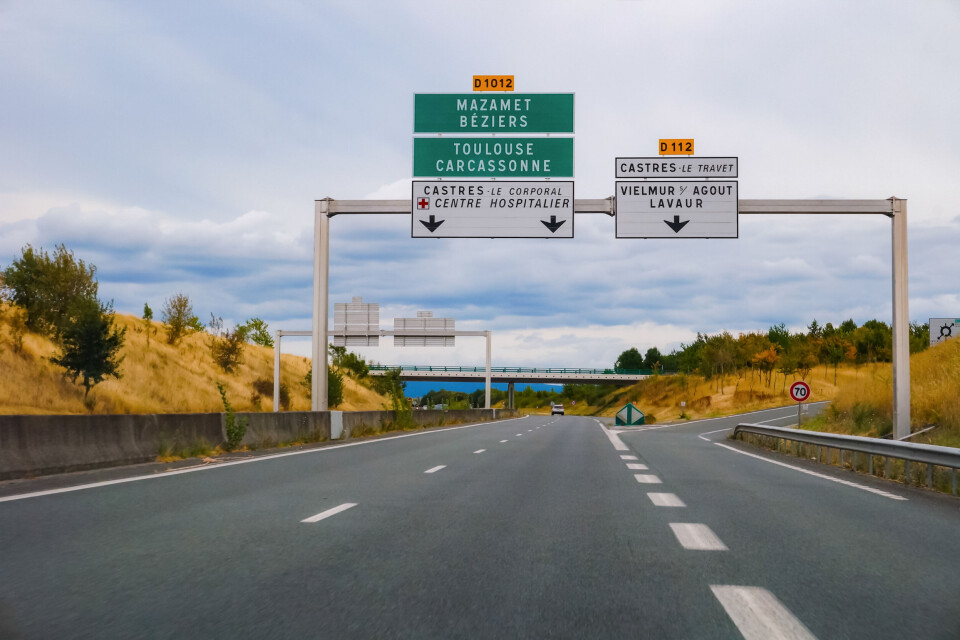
789,381 -> 811,427
789,381 -> 811,402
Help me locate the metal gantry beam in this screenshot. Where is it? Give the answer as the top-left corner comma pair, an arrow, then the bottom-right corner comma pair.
314,196 -> 910,438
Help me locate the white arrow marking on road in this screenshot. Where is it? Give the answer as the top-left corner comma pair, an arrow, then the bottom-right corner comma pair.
647,493 -> 686,507
669,523 -> 728,550
301,503 -> 357,523
424,465 -> 446,474
710,585 -> 818,640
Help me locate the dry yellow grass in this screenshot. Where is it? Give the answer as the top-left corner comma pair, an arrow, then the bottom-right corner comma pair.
0,310 -> 389,414
817,337 -> 960,447
518,362 -> 886,423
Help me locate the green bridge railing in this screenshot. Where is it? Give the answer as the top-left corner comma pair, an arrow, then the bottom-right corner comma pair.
367,365 -> 656,376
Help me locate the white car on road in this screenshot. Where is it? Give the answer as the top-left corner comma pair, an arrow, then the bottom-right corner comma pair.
551,403 -> 564,416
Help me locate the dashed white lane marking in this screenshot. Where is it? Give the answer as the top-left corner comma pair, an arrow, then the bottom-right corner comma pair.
710,585 -> 818,640
626,463 -> 649,470
647,492 -> 686,507
713,442 -> 908,501
634,474 -> 662,484
669,523 -> 728,550
516,433 -> 523,437
0,415 -> 532,503
424,465 -> 446,474
474,449 -> 486,454
301,503 -> 357,523
527,429 -> 533,432
620,455 -> 638,460
600,424 -> 630,451
499,440 -> 509,443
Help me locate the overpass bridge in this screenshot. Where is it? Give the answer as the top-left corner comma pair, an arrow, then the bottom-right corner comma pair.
368,365 -> 653,385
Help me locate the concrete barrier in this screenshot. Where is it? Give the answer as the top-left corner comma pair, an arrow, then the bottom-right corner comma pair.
0,413 -> 222,481
0,409 -> 518,480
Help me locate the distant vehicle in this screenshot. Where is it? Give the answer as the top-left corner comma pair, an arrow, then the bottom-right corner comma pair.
551,403 -> 564,416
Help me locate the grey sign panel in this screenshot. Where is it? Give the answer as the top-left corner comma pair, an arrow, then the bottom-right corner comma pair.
394,312 -> 455,347
616,180 -> 738,239
412,180 -> 574,238
616,157 -> 738,179
929,317 -> 960,346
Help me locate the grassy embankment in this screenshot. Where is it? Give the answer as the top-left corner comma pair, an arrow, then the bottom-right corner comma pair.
0,312 -> 388,415
523,362 -> 874,422
802,337 -> 960,449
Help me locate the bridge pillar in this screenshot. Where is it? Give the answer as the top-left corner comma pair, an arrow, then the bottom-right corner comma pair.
507,382 -> 515,410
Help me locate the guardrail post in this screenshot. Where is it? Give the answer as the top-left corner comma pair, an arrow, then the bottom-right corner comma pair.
868,455 -> 874,476
953,469 -> 957,496
904,460 -> 911,484
927,464 -> 933,488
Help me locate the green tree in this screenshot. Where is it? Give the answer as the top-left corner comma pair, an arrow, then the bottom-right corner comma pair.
328,368 -> 344,407
142,302 -> 154,347
642,347 -> 662,371
2,244 -> 98,339
615,347 -> 644,371
50,295 -> 126,401
909,321 -> 929,354
162,293 -> 194,345
239,317 -> 273,347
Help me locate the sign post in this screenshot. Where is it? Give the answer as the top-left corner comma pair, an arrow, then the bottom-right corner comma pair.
789,381 -> 811,426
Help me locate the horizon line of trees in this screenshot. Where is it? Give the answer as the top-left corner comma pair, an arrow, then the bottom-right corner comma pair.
616,318 -> 931,392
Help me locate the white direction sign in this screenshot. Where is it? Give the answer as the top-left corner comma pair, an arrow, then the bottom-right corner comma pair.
412,180 -> 573,238
929,317 -> 960,346
616,157 -> 738,179
615,180 -> 738,238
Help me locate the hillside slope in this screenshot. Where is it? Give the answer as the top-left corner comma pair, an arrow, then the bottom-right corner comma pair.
0,311 -> 389,414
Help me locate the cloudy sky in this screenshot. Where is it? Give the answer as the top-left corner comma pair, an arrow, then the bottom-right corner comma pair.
2,0 -> 958,371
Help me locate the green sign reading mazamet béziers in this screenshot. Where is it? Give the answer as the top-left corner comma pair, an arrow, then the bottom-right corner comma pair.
414,94 -> 574,133
413,138 -> 574,178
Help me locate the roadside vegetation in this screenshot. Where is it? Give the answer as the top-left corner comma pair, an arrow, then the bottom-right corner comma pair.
0,244 -> 391,415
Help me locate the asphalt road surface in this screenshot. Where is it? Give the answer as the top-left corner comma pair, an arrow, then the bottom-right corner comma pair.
1,406 -> 958,639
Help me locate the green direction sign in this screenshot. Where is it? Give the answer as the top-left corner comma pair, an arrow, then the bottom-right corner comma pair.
615,403 -> 645,426
414,138 -> 574,178
414,93 -> 574,133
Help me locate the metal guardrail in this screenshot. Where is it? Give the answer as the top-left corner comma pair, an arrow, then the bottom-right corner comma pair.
368,365 -> 657,375
733,423 -> 960,496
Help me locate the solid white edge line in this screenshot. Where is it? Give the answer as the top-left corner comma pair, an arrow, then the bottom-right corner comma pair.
424,465 -> 446,474
600,423 -> 630,451
710,585 -> 818,640
301,502 -> 357,523
713,442 -> 907,501
0,416 -> 531,503
647,492 -> 686,507
669,523 -> 728,550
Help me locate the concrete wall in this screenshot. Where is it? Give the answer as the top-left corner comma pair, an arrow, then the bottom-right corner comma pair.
0,409 -> 517,481
0,413 -> 222,481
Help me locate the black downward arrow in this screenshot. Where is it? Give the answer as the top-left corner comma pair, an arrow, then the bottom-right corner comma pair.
420,215 -> 445,233
541,215 -> 566,233
664,215 -> 689,233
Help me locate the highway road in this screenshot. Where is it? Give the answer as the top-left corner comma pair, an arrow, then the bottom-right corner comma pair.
1,406 -> 958,638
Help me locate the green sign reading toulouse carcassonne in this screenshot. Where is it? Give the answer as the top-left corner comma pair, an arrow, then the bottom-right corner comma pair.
413,138 -> 574,178
414,93 -> 574,133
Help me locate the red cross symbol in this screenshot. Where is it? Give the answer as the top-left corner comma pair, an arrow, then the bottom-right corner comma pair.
417,198 -> 430,210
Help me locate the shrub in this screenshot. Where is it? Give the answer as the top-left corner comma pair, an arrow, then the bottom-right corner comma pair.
217,382 -> 247,450
162,293 -> 194,345
252,377 -> 290,410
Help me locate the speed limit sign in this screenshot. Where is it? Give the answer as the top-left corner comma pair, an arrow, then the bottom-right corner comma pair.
789,381 -> 811,402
